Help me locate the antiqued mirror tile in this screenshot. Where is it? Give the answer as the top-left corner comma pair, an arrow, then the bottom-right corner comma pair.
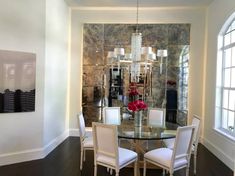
83,46 -> 104,65
104,24 -> 133,46
83,24 -> 104,47
168,24 -> 190,45
82,24 -> 190,126
83,66 -> 105,86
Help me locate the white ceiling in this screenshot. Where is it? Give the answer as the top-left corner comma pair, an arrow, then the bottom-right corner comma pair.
65,0 -> 214,8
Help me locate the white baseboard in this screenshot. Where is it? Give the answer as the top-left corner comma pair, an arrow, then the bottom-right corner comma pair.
43,130 -> 69,157
0,148 -> 44,166
0,128 -> 91,166
69,128 -> 79,136
0,130 -> 70,166
69,128 -> 92,137
201,137 -> 234,170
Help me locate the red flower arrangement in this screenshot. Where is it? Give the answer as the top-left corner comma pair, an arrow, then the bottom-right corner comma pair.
129,82 -> 139,97
130,82 -> 137,87
129,89 -> 139,96
128,100 -> 147,112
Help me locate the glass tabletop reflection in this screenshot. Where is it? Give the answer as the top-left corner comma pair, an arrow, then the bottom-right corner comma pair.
118,120 -> 179,140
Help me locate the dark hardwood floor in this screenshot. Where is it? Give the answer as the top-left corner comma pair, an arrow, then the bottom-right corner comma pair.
0,137 -> 233,176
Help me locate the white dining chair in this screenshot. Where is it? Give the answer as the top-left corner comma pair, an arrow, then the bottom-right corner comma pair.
143,125 -> 195,176
77,112 -> 93,170
92,122 -> 138,176
164,115 -> 201,174
145,108 -> 166,149
103,107 -> 121,125
147,108 -> 166,127
103,106 -> 132,174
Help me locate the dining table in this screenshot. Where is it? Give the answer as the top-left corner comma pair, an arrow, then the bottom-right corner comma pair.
117,119 -> 179,175
118,120 -> 178,140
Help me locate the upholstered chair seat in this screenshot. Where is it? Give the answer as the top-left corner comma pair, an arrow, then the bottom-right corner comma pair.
83,136 -> 93,148
163,115 -> 201,174
144,148 -> 188,168
143,126 -> 195,176
92,122 -> 138,176
97,148 -> 137,167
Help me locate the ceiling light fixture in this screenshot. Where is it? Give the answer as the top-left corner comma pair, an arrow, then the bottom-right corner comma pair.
107,0 -> 158,82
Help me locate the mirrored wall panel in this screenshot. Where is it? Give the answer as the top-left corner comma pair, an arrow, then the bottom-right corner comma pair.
82,24 -> 190,126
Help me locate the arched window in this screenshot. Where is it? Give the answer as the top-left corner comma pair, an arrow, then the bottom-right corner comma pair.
215,14 -> 235,139
178,45 -> 189,112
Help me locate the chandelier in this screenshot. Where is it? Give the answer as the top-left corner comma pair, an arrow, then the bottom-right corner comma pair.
107,0 -> 158,83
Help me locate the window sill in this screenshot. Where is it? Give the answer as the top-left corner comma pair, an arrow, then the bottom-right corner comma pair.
213,128 -> 235,142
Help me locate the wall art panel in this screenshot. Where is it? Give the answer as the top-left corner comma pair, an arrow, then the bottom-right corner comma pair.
0,50 -> 36,113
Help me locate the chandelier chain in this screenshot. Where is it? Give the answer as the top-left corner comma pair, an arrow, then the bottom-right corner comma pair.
136,0 -> 139,33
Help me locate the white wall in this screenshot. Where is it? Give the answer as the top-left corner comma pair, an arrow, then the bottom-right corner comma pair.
44,0 -> 69,146
0,0 -> 70,166
69,7 -> 206,132
203,0 -> 235,170
0,0 -> 45,164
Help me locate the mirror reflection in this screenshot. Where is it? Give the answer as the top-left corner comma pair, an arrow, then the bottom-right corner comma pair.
82,24 -> 190,126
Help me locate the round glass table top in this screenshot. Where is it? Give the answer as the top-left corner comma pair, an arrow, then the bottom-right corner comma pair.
118,120 -> 179,140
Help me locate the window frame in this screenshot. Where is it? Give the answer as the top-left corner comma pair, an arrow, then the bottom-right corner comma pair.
215,16 -> 235,140
178,46 -> 189,112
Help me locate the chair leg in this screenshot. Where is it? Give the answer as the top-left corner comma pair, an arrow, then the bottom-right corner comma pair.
83,150 -> 86,161
194,154 -> 197,174
163,169 -> 165,176
146,141 -> 149,150
115,170 -> 119,176
80,149 -> 83,170
110,168 -> 113,175
143,159 -> 146,176
106,168 -> 112,175
134,160 -> 137,176
186,166 -> 189,176
94,164 -> 97,176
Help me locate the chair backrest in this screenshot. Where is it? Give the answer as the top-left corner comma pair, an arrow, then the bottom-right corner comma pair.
147,108 -> 165,127
192,115 -> 201,146
77,112 -> 86,139
171,125 -> 195,169
92,122 -> 119,166
103,107 -> 121,125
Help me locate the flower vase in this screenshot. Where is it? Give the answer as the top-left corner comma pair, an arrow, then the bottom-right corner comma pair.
134,111 -> 143,127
